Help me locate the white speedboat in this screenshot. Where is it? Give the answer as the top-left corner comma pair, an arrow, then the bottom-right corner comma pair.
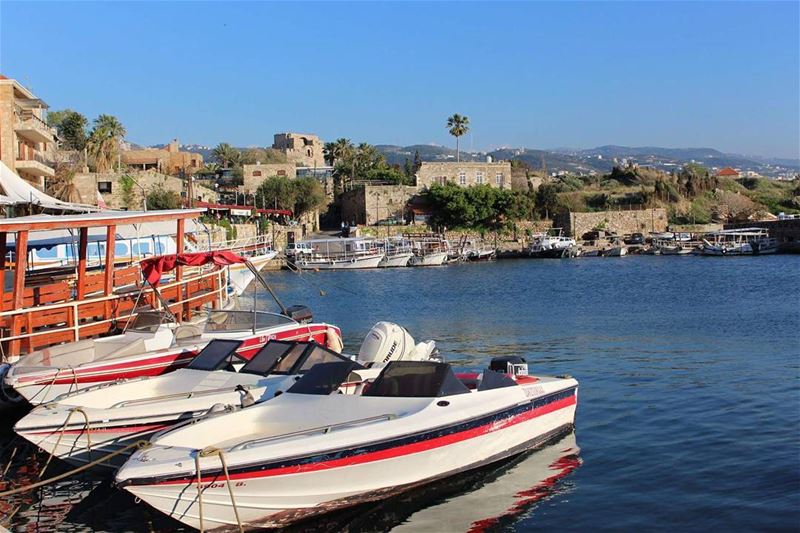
407,233 -> 449,266
2,308 -> 340,406
116,356 -> 578,530
15,322 -> 435,469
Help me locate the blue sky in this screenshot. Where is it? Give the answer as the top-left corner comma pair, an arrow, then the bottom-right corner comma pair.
1,1 -> 798,158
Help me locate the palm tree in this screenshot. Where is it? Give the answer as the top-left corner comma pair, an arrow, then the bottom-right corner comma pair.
212,143 -> 242,168
446,113 -> 470,163
87,114 -> 126,172
324,138 -> 353,166
48,173 -> 83,203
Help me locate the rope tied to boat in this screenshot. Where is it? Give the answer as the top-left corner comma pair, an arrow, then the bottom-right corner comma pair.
38,406 -> 93,480
0,439 -> 150,498
195,446 -> 243,533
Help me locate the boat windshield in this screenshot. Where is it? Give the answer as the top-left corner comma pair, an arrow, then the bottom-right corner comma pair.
287,361 -> 366,395
269,342 -> 351,375
238,340 -> 295,377
204,311 -> 296,333
186,339 -> 245,371
127,311 -> 175,333
363,361 -> 470,398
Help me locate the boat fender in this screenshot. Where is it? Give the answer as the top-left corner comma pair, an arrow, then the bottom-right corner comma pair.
326,327 -> 344,353
351,258 -> 356,264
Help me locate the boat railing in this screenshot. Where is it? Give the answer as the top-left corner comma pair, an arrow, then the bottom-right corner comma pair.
197,234 -> 273,254
229,413 -> 398,451
0,268 -> 228,360
110,383 -> 252,408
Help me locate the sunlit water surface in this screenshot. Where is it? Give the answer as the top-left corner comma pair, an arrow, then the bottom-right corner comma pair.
1,256 -> 798,531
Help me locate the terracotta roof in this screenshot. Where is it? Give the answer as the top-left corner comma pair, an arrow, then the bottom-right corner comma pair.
717,167 -> 739,177
0,75 -> 8,80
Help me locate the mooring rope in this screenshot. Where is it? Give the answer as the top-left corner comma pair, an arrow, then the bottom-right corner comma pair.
0,440 -> 150,498
195,446 -> 244,533
38,407 -> 92,480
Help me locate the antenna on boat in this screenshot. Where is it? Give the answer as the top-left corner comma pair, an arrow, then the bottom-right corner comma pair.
245,260 -> 288,316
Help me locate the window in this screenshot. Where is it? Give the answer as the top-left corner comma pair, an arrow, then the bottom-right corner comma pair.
496,172 -> 504,186
98,182 -> 112,193
459,171 -> 466,186
252,170 -> 262,177
476,172 -> 484,185
132,242 -> 151,255
115,242 -> 129,256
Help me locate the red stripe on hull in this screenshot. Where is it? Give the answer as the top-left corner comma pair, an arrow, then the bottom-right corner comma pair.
161,394 -> 577,485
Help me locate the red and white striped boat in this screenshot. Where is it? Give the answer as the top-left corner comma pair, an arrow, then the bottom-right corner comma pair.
116,356 -> 578,530
2,309 -> 341,406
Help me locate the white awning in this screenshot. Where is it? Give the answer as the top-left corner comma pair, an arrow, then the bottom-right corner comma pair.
0,160 -> 99,212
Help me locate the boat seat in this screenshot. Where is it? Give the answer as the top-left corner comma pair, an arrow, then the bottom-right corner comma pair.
174,325 -> 203,341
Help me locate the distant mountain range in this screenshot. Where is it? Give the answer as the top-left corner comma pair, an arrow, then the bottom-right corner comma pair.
130,140 -> 799,178
375,144 -> 799,178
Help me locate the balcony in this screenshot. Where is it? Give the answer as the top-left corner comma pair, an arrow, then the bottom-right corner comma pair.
15,154 -> 55,177
14,107 -> 56,144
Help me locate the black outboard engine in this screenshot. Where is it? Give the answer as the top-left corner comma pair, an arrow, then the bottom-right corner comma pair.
489,356 -> 528,376
284,305 -> 313,324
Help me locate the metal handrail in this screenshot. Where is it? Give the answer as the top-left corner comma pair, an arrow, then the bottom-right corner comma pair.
110,383 -> 252,408
230,413 -> 397,451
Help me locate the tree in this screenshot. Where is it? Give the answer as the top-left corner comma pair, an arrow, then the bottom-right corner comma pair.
212,143 -> 242,168
87,114 -> 126,172
48,109 -> 88,151
413,150 -> 422,172
146,186 -> 181,210
403,158 -> 414,179
292,177 -> 326,215
535,183 -> 560,219
255,176 -> 296,211
446,113 -> 470,163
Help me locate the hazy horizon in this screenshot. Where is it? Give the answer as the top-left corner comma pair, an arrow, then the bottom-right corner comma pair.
1,1 -> 798,159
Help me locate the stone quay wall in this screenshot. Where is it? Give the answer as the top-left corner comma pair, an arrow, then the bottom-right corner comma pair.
556,208 -> 668,238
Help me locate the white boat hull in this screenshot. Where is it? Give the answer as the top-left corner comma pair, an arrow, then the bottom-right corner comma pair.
379,252 -> 413,268
119,382 -> 577,530
296,253 -> 384,270
409,251 -> 448,266
227,252 -> 277,296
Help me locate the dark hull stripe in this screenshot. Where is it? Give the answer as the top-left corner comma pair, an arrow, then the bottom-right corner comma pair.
136,387 -> 577,487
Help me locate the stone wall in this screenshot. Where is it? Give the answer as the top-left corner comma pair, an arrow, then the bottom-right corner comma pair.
272,133 -> 326,168
73,170 -> 217,209
242,163 -> 297,194
340,184 -> 418,225
415,161 -> 512,190
555,208 -> 668,238
121,139 -> 203,176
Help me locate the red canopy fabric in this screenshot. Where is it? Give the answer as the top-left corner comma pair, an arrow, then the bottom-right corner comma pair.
141,251 -> 247,286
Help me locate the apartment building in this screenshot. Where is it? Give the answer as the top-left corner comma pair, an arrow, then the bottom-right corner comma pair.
0,75 -> 56,189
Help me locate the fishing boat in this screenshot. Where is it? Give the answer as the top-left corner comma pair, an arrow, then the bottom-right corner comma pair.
527,229 -> 577,258
115,356 -> 578,530
407,233 -> 449,266
377,238 -> 413,268
14,322 -> 435,469
1,252 -> 340,405
701,228 -> 778,256
292,238 -> 384,270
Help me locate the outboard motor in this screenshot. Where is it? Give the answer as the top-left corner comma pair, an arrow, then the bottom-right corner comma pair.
489,356 -> 528,376
357,322 -> 436,365
283,305 -> 313,324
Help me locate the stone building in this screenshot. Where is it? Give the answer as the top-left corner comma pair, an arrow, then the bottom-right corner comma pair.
121,139 -> 203,176
242,162 -> 297,194
272,133 -> 325,168
0,75 -> 56,190
340,184 -> 418,226
555,208 -> 668,238
72,170 -> 217,210
415,161 -> 512,190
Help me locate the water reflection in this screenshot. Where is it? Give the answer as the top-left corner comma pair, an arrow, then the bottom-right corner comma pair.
280,431 -> 581,533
